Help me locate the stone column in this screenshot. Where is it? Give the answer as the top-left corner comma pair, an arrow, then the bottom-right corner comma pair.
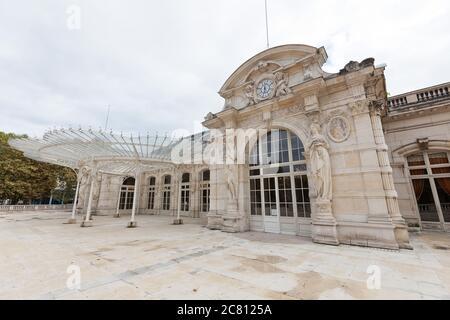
114,177 -> 122,218
81,168 -> 96,227
91,173 -> 103,216
369,102 -> 411,249
127,169 -> 141,228
207,165 -> 223,230
154,173 -> 162,215
305,95 -> 339,245
221,128 -> 247,233
173,171 -> 184,225
308,122 -> 339,246
67,169 -> 83,224
190,168 -> 199,218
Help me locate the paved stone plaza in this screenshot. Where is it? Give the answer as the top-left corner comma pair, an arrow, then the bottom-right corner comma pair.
0,211 -> 449,300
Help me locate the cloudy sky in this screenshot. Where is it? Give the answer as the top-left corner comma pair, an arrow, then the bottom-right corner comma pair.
0,0 -> 449,137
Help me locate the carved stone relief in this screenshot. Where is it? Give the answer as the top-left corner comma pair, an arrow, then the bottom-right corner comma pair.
327,116 -> 350,143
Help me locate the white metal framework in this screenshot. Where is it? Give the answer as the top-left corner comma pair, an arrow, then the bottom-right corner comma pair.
8,128 -> 184,175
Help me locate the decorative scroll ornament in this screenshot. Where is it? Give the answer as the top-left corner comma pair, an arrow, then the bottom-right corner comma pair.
244,71 -> 292,106
274,72 -> 292,97
327,116 -> 350,143
245,84 -> 256,106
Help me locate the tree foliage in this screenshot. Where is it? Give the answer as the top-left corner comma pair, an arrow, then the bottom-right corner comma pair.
0,131 -> 76,204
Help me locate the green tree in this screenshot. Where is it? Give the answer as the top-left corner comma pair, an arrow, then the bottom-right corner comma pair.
0,131 -> 76,204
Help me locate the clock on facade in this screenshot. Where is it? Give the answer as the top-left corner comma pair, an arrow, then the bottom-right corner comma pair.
256,78 -> 275,100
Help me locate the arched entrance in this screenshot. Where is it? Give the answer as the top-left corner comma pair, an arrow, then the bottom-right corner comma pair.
248,129 -> 311,236
119,177 -> 135,211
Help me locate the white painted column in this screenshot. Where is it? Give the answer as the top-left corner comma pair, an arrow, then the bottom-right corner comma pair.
114,179 -> 122,218
127,171 -> 140,228
81,170 -> 96,227
68,172 -> 82,224
174,171 -> 183,225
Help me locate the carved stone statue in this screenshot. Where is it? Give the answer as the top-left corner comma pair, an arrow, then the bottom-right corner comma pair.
204,112 -> 215,121
275,72 -> 292,97
225,165 -> 237,201
245,84 -> 256,106
308,123 -> 332,201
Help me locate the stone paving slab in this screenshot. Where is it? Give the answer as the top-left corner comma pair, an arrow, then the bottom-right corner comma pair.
0,211 -> 450,300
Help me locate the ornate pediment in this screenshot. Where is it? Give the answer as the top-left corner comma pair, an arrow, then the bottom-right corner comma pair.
243,70 -> 293,107
219,44 -> 328,110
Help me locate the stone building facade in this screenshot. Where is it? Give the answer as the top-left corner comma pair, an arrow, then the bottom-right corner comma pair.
12,44 -> 450,250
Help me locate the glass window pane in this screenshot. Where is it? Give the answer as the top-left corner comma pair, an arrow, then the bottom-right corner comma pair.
429,152 -> 449,165
294,164 -> 307,172
413,179 -> 440,222
296,190 -> 303,202
182,173 -> 190,183
294,176 -> 301,188
435,178 -> 450,222
305,204 -> 311,218
287,204 -> 294,217
432,167 -> 450,174
410,169 -> 427,176
202,170 -> 210,181
408,154 -> 425,166
286,189 -> 292,202
297,204 -> 305,218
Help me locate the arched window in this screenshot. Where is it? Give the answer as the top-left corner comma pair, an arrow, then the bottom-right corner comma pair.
147,176 -> 156,210
200,170 -> 210,212
119,177 -> 135,210
407,151 -> 450,228
248,129 -> 310,218
162,175 -> 171,210
180,173 -> 190,212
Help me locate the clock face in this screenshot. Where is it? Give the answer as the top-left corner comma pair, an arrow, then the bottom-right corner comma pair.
256,79 -> 274,99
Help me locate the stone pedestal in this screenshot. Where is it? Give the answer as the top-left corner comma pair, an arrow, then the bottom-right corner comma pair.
311,200 -> 339,246
221,200 -> 248,233
207,211 -> 223,230
393,222 -> 413,250
127,221 -> 138,228
66,218 -> 77,224
113,213 -> 120,218
173,218 -> 184,225
80,220 -> 93,227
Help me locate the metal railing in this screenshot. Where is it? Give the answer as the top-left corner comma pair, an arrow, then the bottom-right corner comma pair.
0,204 -> 73,212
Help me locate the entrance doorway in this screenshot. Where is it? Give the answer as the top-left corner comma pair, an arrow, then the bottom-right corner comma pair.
119,177 -> 135,211
249,129 -> 311,236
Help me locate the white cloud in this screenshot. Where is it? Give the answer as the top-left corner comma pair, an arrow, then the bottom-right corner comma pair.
0,0 -> 449,136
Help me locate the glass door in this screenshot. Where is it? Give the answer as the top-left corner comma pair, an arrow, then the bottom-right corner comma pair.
263,177 -> 280,233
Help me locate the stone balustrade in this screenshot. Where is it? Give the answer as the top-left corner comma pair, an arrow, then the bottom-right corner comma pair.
0,204 -> 73,213
388,83 -> 450,109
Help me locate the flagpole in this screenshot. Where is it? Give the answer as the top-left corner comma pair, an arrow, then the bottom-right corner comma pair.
265,0 -> 270,48
104,105 -> 110,130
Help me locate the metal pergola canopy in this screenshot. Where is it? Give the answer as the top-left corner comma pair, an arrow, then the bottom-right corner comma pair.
8,128 -> 207,175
